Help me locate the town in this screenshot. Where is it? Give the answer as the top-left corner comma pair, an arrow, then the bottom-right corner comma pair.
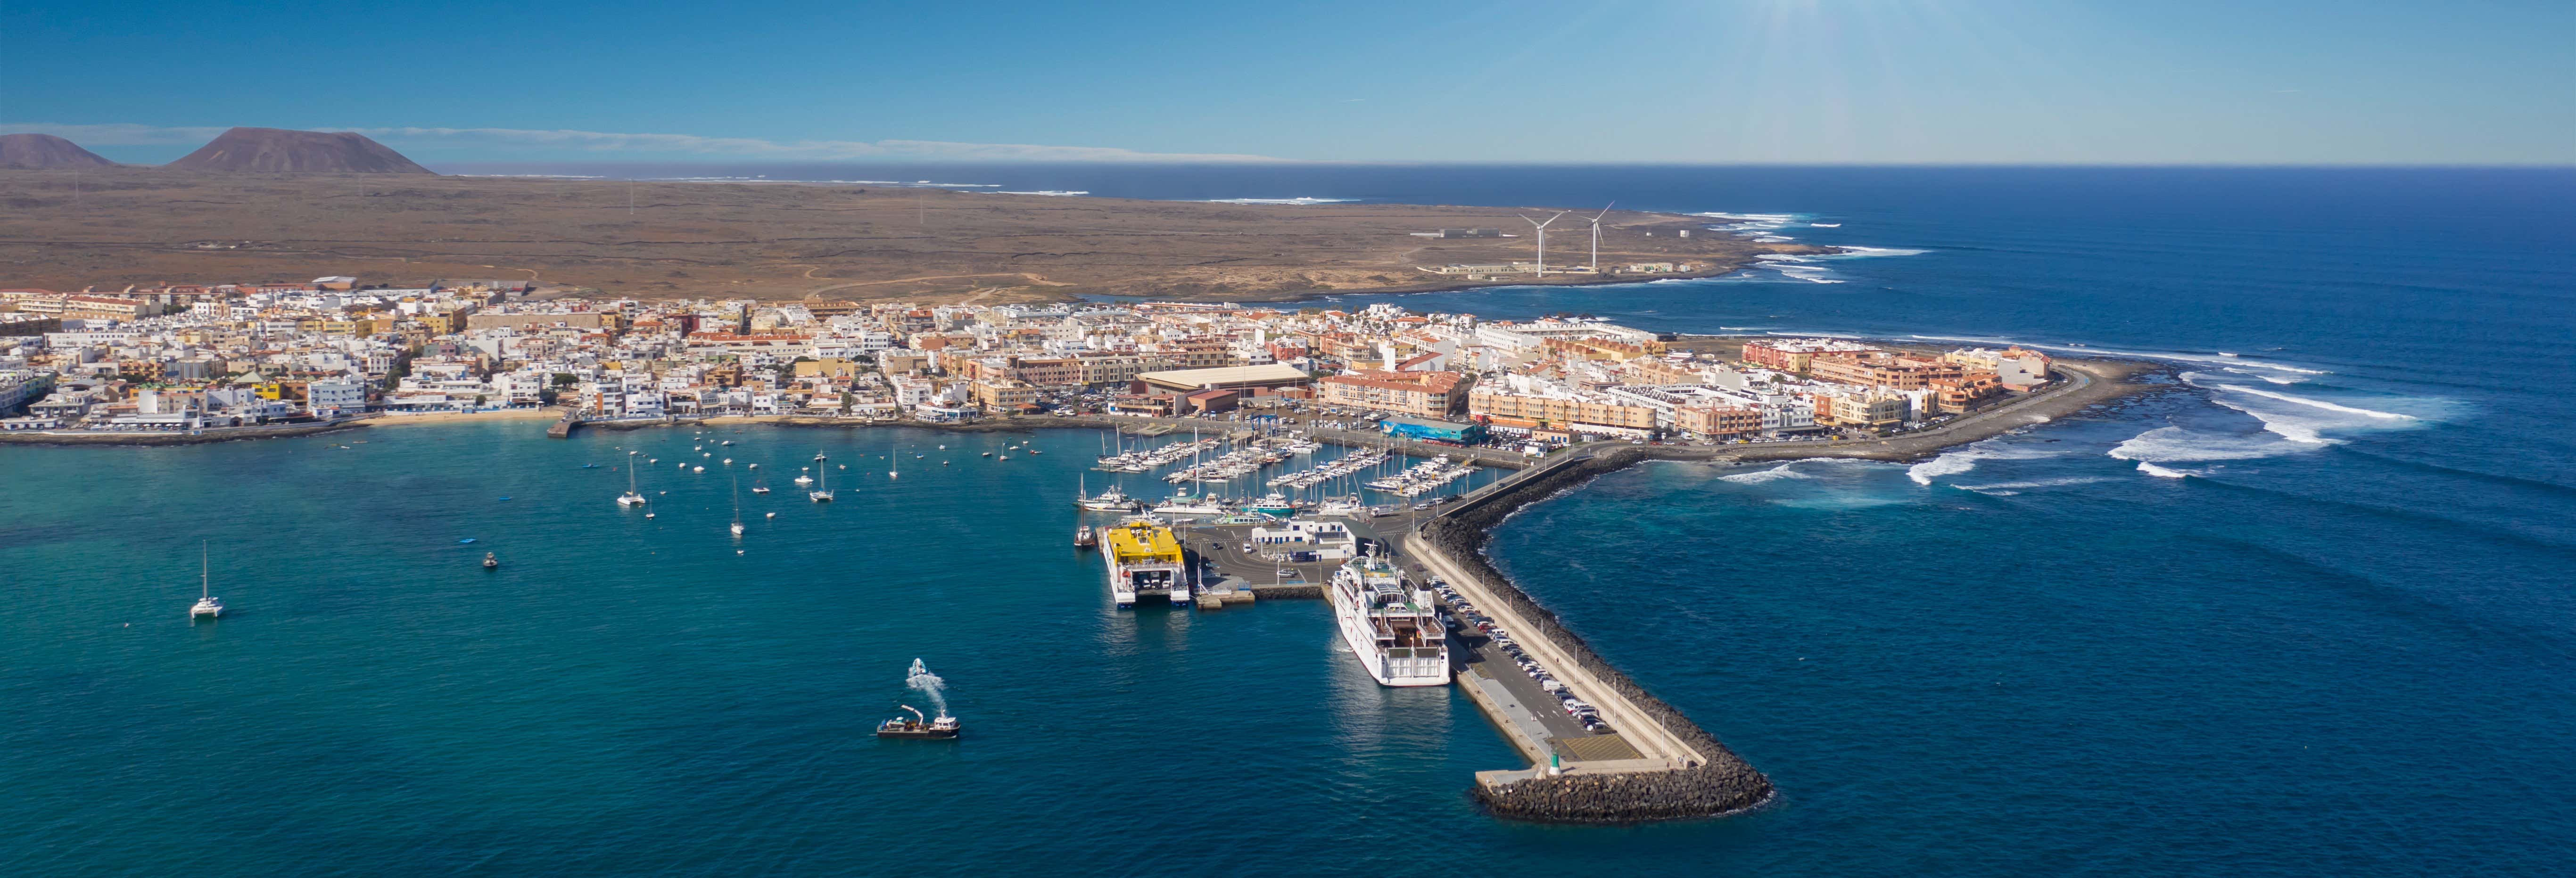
0,279 -> 2055,446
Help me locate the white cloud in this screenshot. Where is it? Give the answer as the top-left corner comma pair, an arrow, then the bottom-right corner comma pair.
0,122 -> 1286,163
0,123 -> 231,145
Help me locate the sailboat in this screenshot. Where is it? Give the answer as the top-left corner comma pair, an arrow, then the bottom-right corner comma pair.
809,464 -> 835,502
751,472 -> 771,494
189,542 -> 223,619
618,452 -> 647,506
888,443 -> 900,480
731,476 -> 748,536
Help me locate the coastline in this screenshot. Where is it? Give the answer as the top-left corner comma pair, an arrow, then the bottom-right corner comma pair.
0,418 -> 371,446
366,407 -> 565,427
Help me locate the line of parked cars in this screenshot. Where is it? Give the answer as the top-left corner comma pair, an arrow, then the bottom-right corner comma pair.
1430,578 -> 1613,735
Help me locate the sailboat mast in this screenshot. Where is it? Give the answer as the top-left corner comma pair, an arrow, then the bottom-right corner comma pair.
201,541 -> 210,599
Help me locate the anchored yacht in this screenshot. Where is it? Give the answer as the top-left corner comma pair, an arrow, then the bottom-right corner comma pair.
1329,552 -> 1449,687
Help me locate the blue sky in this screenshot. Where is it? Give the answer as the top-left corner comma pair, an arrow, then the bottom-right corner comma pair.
5,0 -> 2569,164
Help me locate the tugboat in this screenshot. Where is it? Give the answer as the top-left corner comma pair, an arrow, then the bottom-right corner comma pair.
876,705 -> 961,740
482,552 -> 499,569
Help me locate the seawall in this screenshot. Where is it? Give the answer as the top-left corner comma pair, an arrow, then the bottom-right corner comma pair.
1412,448 -> 1775,823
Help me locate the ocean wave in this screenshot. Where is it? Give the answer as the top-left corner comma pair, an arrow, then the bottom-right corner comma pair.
2222,367 -> 2305,385
1204,197 -> 1355,205
2220,385 -> 2416,421
1908,336 -> 2333,376
1907,440 -> 2071,486
993,190 -> 1089,197
1953,476 -> 2112,492
2136,461 -> 2190,479
2110,425 -> 2306,462
1827,245 -> 1930,257
1720,463 -> 1817,484
1809,222 -> 1841,228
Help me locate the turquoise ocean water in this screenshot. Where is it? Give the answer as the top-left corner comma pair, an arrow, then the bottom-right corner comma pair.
9,166 -> 2574,875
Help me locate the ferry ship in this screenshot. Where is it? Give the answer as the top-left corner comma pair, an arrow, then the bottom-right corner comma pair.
1329,552 -> 1449,687
1101,518 -> 1189,609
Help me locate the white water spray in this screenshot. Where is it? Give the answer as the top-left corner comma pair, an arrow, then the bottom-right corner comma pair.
906,658 -> 949,718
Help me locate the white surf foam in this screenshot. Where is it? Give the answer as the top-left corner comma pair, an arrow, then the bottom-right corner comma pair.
2109,425 -> 2306,462
1953,476 -> 2111,493
2222,367 -> 2304,385
1720,463 -> 1816,484
2135,461 -> 2189,479
1204,197 -> 1355,205
2221,386 -> 2416,421
1907,440 -> 2070,486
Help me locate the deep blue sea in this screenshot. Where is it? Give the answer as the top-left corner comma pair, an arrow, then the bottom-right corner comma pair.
9,165 -> 2575,875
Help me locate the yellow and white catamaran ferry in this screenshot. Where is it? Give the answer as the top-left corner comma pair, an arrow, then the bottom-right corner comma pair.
1102,518 -> 1189,609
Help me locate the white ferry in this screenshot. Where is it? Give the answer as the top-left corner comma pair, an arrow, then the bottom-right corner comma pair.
1329,552 -> 1449,687
1101,518 -> 1189,609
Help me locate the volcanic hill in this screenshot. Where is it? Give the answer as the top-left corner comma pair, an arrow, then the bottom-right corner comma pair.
0,133 -> 119,170
164,127 -> 434,174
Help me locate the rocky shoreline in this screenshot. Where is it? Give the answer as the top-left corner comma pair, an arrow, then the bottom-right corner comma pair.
0,419 -> 368,446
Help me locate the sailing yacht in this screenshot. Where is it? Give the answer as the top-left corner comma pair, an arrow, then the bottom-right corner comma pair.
189,542 -> 223,619
730,477 -> 748,536
618,455 -> 647,507
809,465 -> 835,502
888,443 -> 900,480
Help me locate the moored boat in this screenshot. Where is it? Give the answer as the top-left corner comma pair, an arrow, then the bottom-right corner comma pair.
1329,551 -> 1449,687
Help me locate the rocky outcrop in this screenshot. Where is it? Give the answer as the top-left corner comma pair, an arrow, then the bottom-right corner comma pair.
1423,448 -> 1775,822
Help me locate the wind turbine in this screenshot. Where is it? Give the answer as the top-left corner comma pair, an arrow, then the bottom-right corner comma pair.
1520,211 -> 1568,277
1585,202 -> 1615,272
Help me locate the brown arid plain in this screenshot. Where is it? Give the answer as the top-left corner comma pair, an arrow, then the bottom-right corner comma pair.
0,169 -> 1827,304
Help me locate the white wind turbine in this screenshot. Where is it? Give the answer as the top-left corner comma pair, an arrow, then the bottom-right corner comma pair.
1521,211 -> 1568,276
1586,202 -> 1616,272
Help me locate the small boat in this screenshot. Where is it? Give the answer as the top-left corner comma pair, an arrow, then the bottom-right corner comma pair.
720,440 -> 735,446
483,552 -> 499,569
189,542 -> 223,620
765,512 -> 776,519
692,465 -> 704,473
982,451 -> 992,457
1074,525 -> 1098,549
814,451 -> 829,462
794,468 -> 815,486
876,705 -> 961,740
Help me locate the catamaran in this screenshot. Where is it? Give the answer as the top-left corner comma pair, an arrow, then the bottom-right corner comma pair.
189,542 -> 223,620
618,452 -> 647,507
1101,518 -> 1189,608
1329,550 -> 1448,687
809,465 -> 835,502
730,476 -> 748,536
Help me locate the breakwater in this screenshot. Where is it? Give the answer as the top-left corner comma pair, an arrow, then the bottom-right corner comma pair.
1415,447 -> 1776,823
0,419 -> 367,446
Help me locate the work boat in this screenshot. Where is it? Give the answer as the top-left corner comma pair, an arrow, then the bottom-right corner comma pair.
1329,552 -> 1449,687
1101,518 -> 1189,609
876,705 -> 961,740
189,543 -> 223,620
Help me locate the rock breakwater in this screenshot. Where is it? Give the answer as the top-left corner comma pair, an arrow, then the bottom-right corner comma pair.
1422,448 -> 1775,823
